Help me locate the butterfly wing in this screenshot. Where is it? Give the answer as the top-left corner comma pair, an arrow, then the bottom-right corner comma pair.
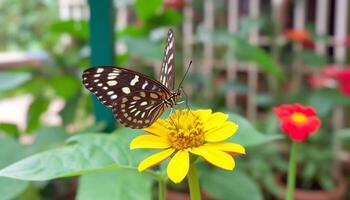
112,91 -> 169,128
82,66 -> 169,107
159,29 -> 176,90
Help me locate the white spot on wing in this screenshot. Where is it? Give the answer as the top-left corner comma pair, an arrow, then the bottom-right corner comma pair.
130,108 -> 137,113
140,101 -> 148,106
111,94 -> 118,100
107,80 -> 117,86
107,91 -> 114,95
108,75 -> 117,80
130,75 -> 139,86
142,81 -> 148,89
96,68 -> 104,73
122,87 -> 131,94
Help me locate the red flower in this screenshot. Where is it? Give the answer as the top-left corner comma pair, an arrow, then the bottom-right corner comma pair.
335,68 -> 350,96
283,29 -> 315,49
273,103 -> 321,142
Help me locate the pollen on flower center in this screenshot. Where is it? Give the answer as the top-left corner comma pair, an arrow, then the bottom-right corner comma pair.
291,112 -> 308,124
167,110 -> 205,150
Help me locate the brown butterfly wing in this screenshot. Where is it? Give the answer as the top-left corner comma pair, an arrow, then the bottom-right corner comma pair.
112,90 -> 170,129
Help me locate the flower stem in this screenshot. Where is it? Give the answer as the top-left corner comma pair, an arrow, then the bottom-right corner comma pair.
286,141 -> 299,200
157,175 -> 166,200
188,163 -> 201,200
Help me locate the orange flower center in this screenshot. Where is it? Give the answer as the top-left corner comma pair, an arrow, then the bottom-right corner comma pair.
291,112 -> 308,124
167,110 -> 205,150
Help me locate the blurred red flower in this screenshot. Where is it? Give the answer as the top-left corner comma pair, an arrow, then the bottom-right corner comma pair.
164,0 -> 186,10
308,65 -> 340,88
283,29 -> 315,49
273,103 -> 321,142
308,65 -> 350,96
335,68 -> 350,96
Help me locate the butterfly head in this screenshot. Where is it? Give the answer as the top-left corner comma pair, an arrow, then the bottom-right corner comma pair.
169,88 -> 182,106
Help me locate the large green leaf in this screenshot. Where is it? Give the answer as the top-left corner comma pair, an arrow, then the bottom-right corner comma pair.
200,169 -> 263,200
77,171 -> 152,200
0,137 -> 29,200
29,126 -> 69,153
0,72 -> 31,92
227,113 -> 283,147
0,129 -> 149,181
135,0 -> 163,22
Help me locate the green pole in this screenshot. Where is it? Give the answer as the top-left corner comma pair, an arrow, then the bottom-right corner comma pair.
88,0 -> 116,132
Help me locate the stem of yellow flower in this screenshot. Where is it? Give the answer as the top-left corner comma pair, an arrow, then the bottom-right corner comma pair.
187,163 -> 201,200
157,175 -> 166,200
286,141 -> 299,200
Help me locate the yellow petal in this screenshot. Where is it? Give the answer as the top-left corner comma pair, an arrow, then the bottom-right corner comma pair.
138,148 -> 175,171
190,146 -> 235,170
203,112 -> 229,131
203,142 -> 245,155
143,119 -> 169,137
205,121 -> 238,142
193,109 -> 212,122
130,135 -> 170,149
167,150 -> 189,183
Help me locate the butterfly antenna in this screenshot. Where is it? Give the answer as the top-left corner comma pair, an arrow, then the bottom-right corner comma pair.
178,60 -> 192,89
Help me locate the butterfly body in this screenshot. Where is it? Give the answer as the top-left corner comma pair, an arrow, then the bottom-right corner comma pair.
82,29 -> 179,129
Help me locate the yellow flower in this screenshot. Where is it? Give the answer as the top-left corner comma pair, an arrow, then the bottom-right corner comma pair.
130,109 -> 245,183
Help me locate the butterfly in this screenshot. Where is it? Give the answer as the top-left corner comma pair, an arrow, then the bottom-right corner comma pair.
82,29 -> 183,129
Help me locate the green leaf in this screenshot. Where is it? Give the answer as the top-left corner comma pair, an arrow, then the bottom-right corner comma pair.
0,72 -> 31,92
0,129 -> 149,181
59,94 -> 80,125
227,113 -> 283,147
300,50 -> 329,67
0,137 -> 29,200
50,20 -> 88,40
122,36 -> 163,60
77,171 -> 152,200
0,123 -> 20,137
230,38 -> 284,79
200,169 -> 263,200
335,128 -> 350,140
50,75 -> 81,99
135,0 -> 163,22
308,89 -> 350,117
26,97 -> 50,133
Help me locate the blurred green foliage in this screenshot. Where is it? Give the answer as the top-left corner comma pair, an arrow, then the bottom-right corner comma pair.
0,0 -> 349,199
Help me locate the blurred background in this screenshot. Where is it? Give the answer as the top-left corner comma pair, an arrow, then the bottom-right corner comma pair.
0,0 -> 350,199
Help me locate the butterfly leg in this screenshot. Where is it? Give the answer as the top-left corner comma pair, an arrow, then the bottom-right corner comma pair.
169,107 -> 174,117
181,89 -> 191,111
181,88 -> 196,116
